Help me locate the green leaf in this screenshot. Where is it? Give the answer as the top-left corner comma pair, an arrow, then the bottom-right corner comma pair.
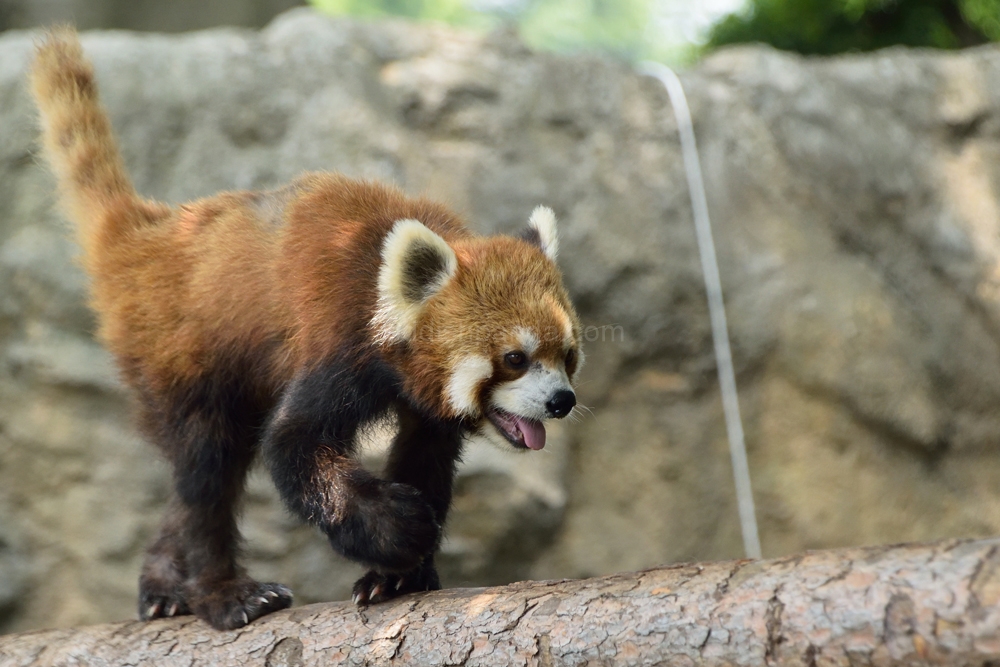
706,0 -> 994,54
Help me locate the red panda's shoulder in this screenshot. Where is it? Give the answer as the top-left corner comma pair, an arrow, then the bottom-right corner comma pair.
276,174 -> 473,367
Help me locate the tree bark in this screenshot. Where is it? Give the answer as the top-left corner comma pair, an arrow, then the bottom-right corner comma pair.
3,538 -> 1000,666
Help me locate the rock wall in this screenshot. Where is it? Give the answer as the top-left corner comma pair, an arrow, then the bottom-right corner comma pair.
0,0 -> 302,33
3,8 -> 1000,633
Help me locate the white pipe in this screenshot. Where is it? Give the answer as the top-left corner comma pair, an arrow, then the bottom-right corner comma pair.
639,61 -> 762,560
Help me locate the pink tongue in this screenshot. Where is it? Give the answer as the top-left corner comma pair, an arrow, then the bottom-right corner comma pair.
515,416 -> 546,450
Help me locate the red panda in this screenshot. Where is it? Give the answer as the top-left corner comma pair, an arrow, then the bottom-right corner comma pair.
30,29 -> 583,630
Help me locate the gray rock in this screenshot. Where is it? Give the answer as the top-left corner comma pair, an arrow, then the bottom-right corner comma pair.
3,8 -> 1000,633
0,0 -> 302,33
0,516 -> 28,625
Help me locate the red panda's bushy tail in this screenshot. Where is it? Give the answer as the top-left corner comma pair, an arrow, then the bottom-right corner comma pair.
30,28 -> 161,261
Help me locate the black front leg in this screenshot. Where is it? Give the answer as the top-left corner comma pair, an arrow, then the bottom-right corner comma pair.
261,359 -> 440,574
353,404 -> 463,604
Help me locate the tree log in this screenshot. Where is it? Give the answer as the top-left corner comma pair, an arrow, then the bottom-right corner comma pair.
3,538 -> 1000,666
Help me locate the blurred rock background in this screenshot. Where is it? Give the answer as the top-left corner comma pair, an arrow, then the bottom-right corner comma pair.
3,1 -> 1000,635
0,0 -> 303,32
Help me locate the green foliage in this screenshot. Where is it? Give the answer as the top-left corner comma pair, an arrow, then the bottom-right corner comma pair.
310,0 -> 480,24
515,0 -> 654,61
707,0 -> 1000,54
962,0 -> 1000,40
307,0 -> 689,63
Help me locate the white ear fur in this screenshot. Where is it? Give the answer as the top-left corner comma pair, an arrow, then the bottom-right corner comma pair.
372,219 -> 457,344
528,206 -> 558,260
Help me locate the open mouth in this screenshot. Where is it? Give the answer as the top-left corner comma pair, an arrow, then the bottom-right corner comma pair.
486,408 -> 547,450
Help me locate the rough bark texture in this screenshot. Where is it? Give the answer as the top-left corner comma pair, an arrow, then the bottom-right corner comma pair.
2,538 -> 999,667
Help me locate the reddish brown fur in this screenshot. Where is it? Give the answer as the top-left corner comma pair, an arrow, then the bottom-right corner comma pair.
30,28 -> 581,629
404,238 -> 579,413
30,29 -> 578,418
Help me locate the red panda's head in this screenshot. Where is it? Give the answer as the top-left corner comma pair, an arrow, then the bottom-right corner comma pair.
372,207 -> 583,451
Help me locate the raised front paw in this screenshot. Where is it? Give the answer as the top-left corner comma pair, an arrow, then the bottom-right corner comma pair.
352,560 -> 441,605
187,579 -> 293,630
330,481 -> 440,572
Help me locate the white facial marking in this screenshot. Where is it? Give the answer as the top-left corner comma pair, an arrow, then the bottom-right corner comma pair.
446,355 -> 493,417
491,364 -> 572,421
514,327 -> 539,356
477,420 -> 519,451
528,206 -> 558,260
547,304 -> 582,382
570,347 -> 585,382
546,300 -> 574,347
560,314 -> 574,347
372,219 -> 457,344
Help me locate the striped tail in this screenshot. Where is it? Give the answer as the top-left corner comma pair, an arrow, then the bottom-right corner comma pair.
29,28 -> 160,260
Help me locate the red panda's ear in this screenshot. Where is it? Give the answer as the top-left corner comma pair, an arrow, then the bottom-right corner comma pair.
521,206 -> 558,261
372,219 -> 458,343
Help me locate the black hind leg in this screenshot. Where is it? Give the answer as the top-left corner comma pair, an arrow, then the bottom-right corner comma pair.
139,495 -> 191,620
141,498 -> 291,628
139,385 -> 292,630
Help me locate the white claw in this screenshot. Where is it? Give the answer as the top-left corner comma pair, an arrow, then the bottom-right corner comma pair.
240,611 -> 249,626
396,578 -> 404,591
265,590 -> 279,599
167,602 -> 179,616
256,596 -> 269,605
352,593 -> 361,605
146,603 -> 162,619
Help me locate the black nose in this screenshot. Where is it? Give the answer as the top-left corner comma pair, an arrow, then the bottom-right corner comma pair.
546,390 -> 576,419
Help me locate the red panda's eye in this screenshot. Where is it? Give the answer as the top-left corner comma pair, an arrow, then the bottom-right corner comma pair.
504,351 -> 528,370
565,348 -> 576,368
